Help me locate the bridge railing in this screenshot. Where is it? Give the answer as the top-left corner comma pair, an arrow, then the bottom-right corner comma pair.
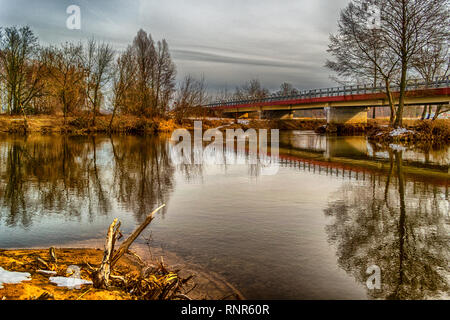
205,76 -> 450,108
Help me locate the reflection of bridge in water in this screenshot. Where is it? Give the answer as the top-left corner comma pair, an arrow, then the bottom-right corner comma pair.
170,131 -> 449,189
279,132 -> 449,166
274,132 -> 449,190
280,132 -> 368,159
277,151 -> 449,191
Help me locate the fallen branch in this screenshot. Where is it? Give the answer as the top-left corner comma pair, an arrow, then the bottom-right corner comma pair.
111,205 -> 165,266
36,257 -> 50,269
126,250 -> 145,267
91,204 -> 165,289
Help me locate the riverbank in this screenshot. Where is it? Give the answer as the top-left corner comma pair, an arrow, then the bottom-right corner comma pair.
0,115 -> 330,134
1,115 -> 448,146
0,206 -> 243,301
0,115 -> 240,135
0,248 -> 139,300
367,120 -> 450,147
0,246 -> 242,300
0,115 -> 179,134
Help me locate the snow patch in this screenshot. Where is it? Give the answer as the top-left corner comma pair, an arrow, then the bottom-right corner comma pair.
389,144 -> 407,152
0,267 -> 31,289
49,276 -> 92,289
389,128 -> 414,137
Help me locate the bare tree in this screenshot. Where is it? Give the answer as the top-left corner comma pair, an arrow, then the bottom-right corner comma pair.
326,0 -> 400,124
43,42 -> 84,123
383,0 -> 449,127
0,26 -> 46,127
85,39 -> 114,126
132,29 -> 156,116
234,79 -> 269,100
173,75 -> 208,122
411,41 -> 449,119
327,0 -> 449,127
109,46 -> 136,130
127,30 -> 177,118
153,39 -> 176,116
215,87 -> 232,102
276,82 -> 299,96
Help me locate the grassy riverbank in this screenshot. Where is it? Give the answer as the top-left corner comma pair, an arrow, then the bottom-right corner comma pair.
1,115 -> 448,146
0,115 -> 179,134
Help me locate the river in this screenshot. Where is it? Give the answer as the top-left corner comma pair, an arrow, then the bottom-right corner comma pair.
0,131 -> 448,299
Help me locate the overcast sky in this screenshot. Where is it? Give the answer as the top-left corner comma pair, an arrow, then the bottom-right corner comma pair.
0,0 -> 350,93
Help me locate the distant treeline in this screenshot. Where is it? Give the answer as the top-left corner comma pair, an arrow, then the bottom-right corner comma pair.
0,25 -> 308,127
0,26 -> 212,128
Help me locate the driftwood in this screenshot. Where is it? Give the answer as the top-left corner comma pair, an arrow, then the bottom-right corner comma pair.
92,204 -> 165,288
49,247 -> 57,264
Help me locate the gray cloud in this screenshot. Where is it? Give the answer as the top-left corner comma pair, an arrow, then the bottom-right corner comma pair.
0,0 -> 350,93
172,49 -> 318,70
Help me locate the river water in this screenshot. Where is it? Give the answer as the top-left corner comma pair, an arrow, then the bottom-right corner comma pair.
0,131 -> 448,299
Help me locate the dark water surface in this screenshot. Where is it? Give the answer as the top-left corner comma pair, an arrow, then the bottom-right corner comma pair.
0,132 -> 448,299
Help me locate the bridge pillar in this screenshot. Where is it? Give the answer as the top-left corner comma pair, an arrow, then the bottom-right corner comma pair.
257,107 -> 263,120
326,107 -> 368,124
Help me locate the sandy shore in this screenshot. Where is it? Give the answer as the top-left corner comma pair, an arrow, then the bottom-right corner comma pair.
0,242 -> 243,300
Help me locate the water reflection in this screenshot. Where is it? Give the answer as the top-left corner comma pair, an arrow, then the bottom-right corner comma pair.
280,131 -> 450,167
109,135 -> 174,221
0,135 -> 174,227
0,133 -> 448,299
325,150 -> 449,299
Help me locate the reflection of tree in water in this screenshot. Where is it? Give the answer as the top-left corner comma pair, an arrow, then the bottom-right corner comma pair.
325,150 -> 449,299
0,135 -> 175,226
109,135 -> 174,221
0,136 -> 89,227
2,141 -> 29,227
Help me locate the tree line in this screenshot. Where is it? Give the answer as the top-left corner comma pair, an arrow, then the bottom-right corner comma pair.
0,26 -> 212,128
326,0 -> 449,126
214,79 -> 300,102
0,25 -> 305,127
2,0 -> 448,131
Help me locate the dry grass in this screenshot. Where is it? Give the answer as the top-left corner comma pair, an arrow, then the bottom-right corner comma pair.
367,120 -> 450,146
1,115 -> 448,145
0,115 -> 181,135
413,120 -> 450,142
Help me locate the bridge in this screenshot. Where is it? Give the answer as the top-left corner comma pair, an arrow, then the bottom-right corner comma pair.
205,78 -> 450,124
